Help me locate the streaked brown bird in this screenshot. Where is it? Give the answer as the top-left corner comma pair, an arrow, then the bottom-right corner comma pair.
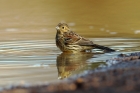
55,23 -> 115,53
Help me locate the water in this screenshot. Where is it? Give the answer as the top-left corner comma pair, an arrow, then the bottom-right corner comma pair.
0,38 -> 139,87
0,0 -> 140,87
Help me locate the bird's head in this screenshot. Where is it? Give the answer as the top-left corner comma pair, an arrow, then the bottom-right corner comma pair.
56,23 -> 70,34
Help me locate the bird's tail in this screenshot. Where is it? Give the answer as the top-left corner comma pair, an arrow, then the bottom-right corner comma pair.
92,44 -> 115,52
81,44 -> 115,52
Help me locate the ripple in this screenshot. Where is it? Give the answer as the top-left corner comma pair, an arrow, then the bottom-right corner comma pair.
0,38 -> 139,87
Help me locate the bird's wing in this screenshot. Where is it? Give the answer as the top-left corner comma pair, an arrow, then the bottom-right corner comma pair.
76,37 -> 94,45
63,31 -> 115,52
63,31 -> 93,45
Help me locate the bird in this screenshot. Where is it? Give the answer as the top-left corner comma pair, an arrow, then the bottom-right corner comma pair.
55,23 -> 115,53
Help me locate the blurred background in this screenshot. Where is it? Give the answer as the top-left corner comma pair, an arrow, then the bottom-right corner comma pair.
0,0 -> 140,87
0,0 -> 140,40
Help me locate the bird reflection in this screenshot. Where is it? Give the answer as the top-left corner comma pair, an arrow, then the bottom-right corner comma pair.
56,52 -> 94,79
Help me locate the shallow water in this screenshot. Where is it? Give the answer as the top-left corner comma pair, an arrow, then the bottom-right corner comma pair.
0,38 -> 139,87
0,0 -> 140,87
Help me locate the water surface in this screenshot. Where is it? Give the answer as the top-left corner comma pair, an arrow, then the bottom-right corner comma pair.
0,38 -> 139,87
0,0 -> 140,87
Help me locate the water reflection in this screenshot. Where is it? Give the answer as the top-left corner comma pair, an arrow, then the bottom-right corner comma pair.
56,52 -> 105,79
56,52 -> 93,79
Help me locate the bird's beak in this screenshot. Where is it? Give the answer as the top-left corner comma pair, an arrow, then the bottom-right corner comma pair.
56,26 -> 60,30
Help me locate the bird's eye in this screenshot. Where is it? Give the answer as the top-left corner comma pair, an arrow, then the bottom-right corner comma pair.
62,27 -> 64,29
